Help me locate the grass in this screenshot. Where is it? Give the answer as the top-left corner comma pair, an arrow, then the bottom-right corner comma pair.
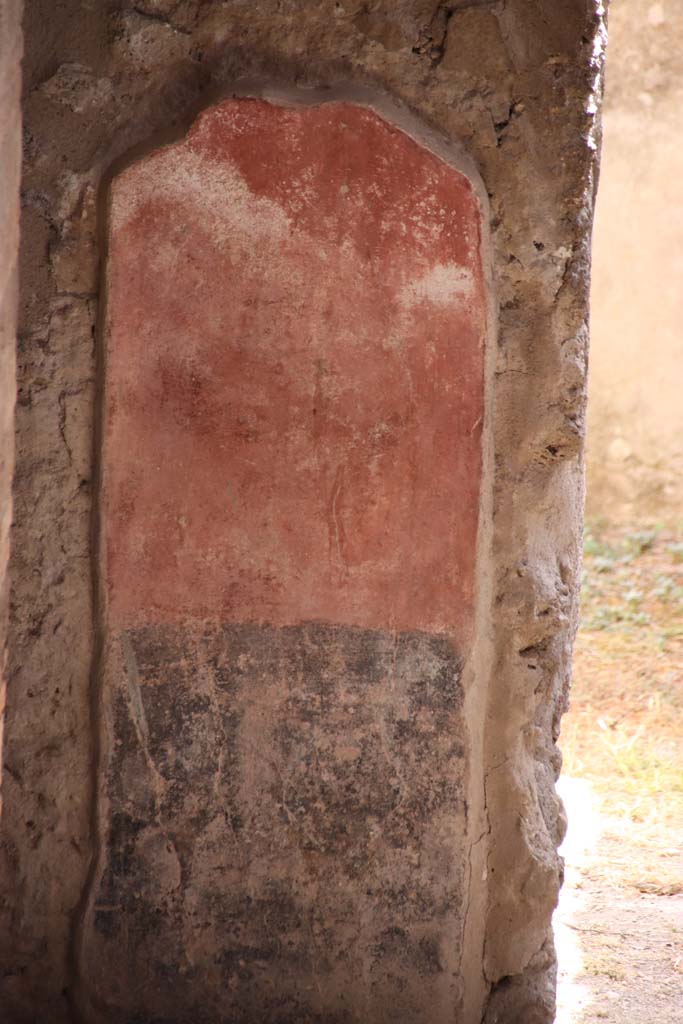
582,949 -> 626,984
561,520 -> 683,891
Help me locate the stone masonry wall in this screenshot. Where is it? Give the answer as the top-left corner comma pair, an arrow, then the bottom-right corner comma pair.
0,3 -> 604,1023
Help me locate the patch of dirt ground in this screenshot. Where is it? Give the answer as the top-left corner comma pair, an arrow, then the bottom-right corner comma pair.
554,522 -> 683,1023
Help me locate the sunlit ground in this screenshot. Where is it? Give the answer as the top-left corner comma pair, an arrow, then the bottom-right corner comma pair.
554,777 -> 603,1024
554,523 -> 683,1023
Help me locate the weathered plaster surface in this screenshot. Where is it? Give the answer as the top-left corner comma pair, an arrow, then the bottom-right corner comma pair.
80,98 -> 486,1022
1,2 -> 604,1022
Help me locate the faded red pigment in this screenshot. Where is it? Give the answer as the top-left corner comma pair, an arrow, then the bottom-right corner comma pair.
104,99 -> 485,641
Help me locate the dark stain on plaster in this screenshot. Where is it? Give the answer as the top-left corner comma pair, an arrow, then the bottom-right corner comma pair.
84,622 -> 467,1022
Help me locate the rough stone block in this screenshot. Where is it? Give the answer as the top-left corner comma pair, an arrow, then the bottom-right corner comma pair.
2,3 -> 604,1021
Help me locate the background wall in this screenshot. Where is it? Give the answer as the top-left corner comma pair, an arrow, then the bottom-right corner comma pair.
587,0 -> 683,524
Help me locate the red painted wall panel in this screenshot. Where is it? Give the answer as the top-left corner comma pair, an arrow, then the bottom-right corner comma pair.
104,99 -> 485,642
